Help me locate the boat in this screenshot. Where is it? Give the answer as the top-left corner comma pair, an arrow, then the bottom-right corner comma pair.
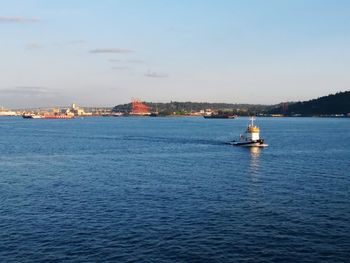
204,113 -> 235,119
42,115 -> 74,119
22,114 -> 42,119
22,114 -> 73,119
112,112 -> 124,117
149,112 -> 159,117
229,117 -> 268,147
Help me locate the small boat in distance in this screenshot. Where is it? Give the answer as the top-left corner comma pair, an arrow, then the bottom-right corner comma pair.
41,115 -> 74,119
230,117 -> 268,147
22,114 -> 74,119
22,114 -> 42,119
204,111 -> 236,119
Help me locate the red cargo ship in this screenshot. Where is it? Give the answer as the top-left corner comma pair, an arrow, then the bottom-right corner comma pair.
23,114 -> 74,119
42,115 -> 74,119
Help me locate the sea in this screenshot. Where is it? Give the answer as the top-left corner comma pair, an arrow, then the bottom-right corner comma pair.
0,116 -> 349,263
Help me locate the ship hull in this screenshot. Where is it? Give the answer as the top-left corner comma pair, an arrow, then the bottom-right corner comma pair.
204,115 -> 235,119
230,139 -> 267,147
22,115 -> 42,119
23,114 -> 73,119
42,116 -> 74,119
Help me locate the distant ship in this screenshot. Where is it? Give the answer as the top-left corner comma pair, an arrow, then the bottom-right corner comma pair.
22,114 -> 42,119
112,112 -> 124,117
41,115 -> 74,119
204,113 -> 235,119
22,114 -> 73,119
149,112 -> 159,117
229,117 -> 268,147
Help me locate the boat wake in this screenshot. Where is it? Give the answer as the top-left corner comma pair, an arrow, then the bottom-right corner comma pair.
122,135 -> 225,146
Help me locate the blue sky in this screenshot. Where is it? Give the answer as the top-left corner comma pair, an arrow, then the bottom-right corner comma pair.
1,0 -> 350,108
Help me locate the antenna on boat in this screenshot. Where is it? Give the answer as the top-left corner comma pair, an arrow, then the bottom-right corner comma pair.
250,116 -> 255,126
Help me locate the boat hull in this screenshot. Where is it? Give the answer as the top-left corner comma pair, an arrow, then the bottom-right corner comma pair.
204,115 -> 235,119
229,139 -> 268,147
22,115 -> 42,119
23,115 -> 73,119
43,116 -> 74,119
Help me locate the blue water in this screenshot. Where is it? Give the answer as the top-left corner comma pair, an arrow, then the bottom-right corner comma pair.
0,117 -> 349,262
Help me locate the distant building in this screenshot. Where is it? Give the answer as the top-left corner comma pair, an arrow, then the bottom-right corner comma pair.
68,103 -> 89,116
0,107 -> 17,116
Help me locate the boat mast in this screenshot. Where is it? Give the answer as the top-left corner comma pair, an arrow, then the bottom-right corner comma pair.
250,116 -> 255,126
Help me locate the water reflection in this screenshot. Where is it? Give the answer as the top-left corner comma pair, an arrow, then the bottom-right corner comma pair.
249,147 -> 261,177
247,147 -> 263,203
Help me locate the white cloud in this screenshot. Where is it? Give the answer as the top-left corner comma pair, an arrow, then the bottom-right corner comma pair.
0,16 -> 40,23
145,71 -> 168,78
26,43 -> 42,50
90,48 -> 133,54
0,86 -> 57,96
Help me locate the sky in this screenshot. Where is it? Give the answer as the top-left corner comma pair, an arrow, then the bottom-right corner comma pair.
1,0 -> 350,108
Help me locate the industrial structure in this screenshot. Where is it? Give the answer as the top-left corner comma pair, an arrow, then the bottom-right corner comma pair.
131,99 -> 150,115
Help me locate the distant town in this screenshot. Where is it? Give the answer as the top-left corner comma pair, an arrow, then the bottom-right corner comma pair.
1,91 -> 350,118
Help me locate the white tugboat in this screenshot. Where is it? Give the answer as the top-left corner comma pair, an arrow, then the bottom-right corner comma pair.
230,117 -> 268,147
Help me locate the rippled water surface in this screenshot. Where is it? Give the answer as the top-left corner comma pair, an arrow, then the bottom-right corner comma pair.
1,117 -> 349,262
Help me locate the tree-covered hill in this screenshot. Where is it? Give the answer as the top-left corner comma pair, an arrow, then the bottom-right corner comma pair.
112,101 -> 271,115
112,91 -> 350,116
269,91 -> 350,116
